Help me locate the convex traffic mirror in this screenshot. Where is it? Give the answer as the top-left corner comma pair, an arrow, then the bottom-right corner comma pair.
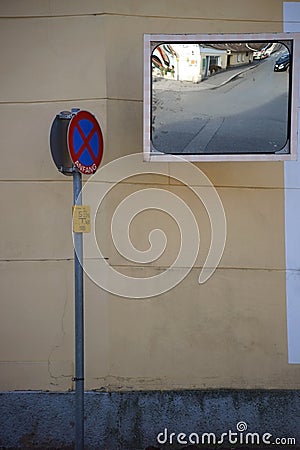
143,33 -> 300,162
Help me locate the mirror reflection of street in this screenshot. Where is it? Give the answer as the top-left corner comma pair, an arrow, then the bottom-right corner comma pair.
152,48 -> 289,154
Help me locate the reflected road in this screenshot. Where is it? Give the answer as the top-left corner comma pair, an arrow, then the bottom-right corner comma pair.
152,53 -> 289,154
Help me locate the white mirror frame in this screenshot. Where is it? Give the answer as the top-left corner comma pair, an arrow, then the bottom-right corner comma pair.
143,32 -> 300,162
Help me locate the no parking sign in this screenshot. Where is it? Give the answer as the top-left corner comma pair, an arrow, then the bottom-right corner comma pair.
49,107 -> 104,450
68,110 -> 104,174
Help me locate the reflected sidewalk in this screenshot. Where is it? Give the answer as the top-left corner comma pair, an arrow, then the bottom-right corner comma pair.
153,61 -> 263,92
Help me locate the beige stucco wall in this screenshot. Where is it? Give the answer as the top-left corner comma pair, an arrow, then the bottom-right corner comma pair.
1,0 -> 300,391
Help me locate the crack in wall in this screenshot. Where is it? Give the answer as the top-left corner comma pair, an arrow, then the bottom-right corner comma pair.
47,292 -> 72,387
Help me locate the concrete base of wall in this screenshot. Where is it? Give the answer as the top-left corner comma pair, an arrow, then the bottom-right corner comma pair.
0,389 -> 299,449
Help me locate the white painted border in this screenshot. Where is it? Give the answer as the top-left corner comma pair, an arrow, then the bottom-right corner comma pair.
144,32 -> 300,162
284,3 -> 300,363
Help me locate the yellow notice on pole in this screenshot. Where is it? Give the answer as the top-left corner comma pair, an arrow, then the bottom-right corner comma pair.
72,205 -> 91,233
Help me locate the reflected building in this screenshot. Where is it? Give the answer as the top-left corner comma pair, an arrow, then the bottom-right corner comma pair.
152,42 -> 270,83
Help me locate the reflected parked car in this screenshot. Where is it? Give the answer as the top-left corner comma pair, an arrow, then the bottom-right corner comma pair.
253,50 -> 263,59
253,49 -> 268,60
274,53 -> 290,71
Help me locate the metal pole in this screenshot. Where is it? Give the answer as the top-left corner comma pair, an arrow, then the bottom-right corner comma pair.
73,170 -> 84,450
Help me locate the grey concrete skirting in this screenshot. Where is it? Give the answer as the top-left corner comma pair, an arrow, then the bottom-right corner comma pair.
0,389 -> 300,449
